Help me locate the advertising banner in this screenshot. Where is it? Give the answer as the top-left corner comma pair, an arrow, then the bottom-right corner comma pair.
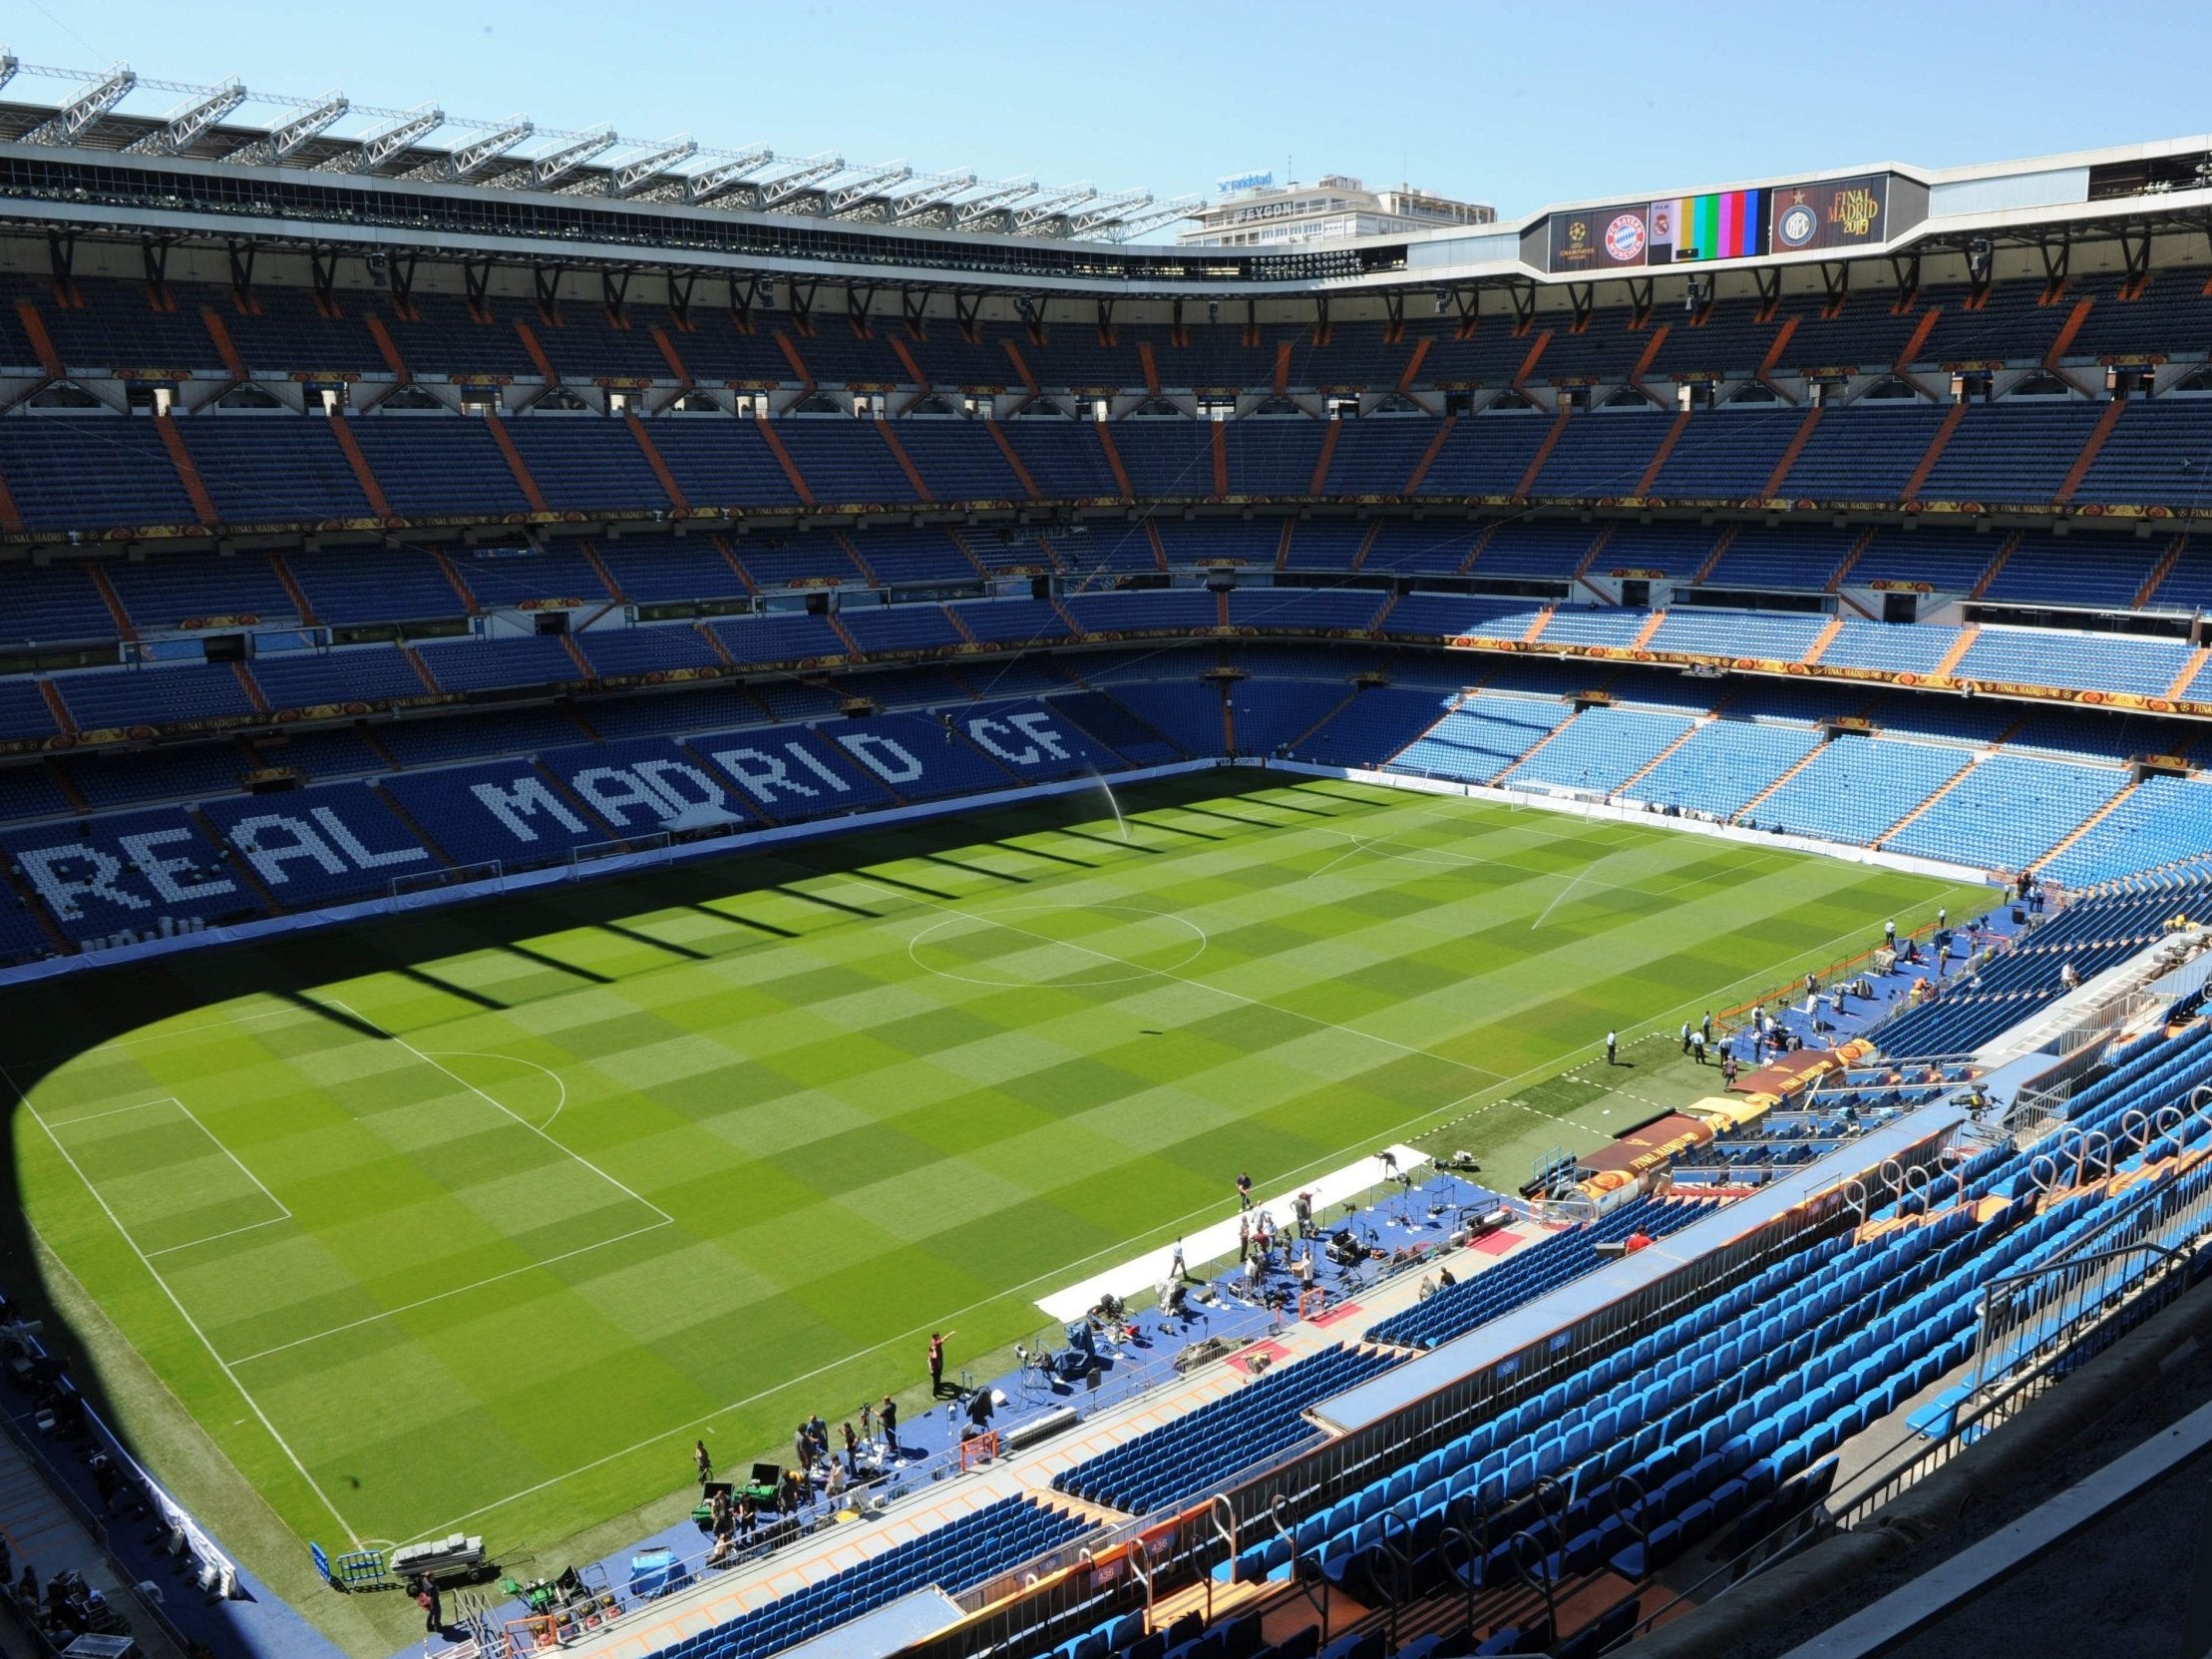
1770,174 -> 1891,252
1545,188 -> 1769,271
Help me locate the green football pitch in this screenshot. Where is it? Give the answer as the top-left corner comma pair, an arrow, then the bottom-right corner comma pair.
1,772 -> 1987,1645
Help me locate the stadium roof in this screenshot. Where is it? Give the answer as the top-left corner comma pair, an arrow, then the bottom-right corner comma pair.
1,60 -> 2209,300
0,57 -> 1202,241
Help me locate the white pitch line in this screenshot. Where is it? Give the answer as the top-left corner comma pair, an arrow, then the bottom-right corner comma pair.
322,1000 -> 671,1225
7,1003 -> 314,1071
33,1097 -> 179,1126
169,1096 -> 293,1223
387,894 -> 1916,1547
146,1215 -> 290,1258
832,877 -> 1506,1088
3,1064 -> 362,1548
423,1049 -> 570,1131
226,1220 -> 675,1366
44,1097 -> 292,1254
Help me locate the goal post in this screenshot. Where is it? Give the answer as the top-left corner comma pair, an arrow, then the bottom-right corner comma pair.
570,831 -> 670,870
390,860 -> 502,905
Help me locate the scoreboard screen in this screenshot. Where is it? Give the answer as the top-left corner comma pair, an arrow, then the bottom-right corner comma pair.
1769,175 -> 1891,252
1544,188 -> 1766,272
1537,173 -> 1911,273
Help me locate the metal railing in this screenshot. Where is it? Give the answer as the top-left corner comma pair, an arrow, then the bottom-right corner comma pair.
0,1401 -> 195,1658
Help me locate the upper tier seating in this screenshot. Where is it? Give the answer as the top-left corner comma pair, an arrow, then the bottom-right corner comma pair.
12,270 -> 2201,394
1979,532 -> 2161,611
659,1497 -> 1089,1659
572,623 -> 726,679
1881,755 -> 2125,872
1846,528 -> 2001,594
1321,421 -> 1437,494
105,550 -> 299,632
1619,721 -> 1821,817
1292,687 -> 1455,767
1777,405 -> 1951,501
1503,707 -> 1696,794
1650,407 -> 1800,501
1953,626 -> 2195,697
1532,411 -> 1671,499
1647,610 -> 1830,660
2040,775 -> 2212,887
55,662 -> 257,732
1814,622 -> 1963,674
1751,737 -> 1969,844
1875,887 -> 2196,1056
1416,414 -> 1555,496
1919,402 -> 2107,506
1392,693 -> 1572,784
1366,1196 -> 1712,1350
1052,1345 -> 1398,1516
1699,527 -> 1858,593
895,421 -> 1029,502
0,419 -> 200,532
2076,399 -> 2212,508
0,563 -> 125,648
7,403 -> 2212,553
1475,523 -> 1600,580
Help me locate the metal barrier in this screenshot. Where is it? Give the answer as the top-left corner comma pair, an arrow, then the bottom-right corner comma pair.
0,1394 -> 198,1656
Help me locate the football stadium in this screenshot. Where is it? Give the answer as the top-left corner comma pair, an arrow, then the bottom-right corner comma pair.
0,34 -> 2209,1659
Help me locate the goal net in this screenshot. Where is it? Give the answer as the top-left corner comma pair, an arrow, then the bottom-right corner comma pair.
391,860 -> 502,904
571,831 -> 670,869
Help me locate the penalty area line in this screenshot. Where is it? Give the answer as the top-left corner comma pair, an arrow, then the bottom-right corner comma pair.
224,1218 -> 675,1366
1,1062 -> 365,1549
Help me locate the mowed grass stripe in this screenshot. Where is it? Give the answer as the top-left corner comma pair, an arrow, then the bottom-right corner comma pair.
13,778 -> 1989,1583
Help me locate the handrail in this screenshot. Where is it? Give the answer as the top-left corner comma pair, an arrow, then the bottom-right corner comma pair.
1438,1515 -> 1482,1641
1375,1508 -> 1417,1653
1508,1527 -> 1559,1645
1607,1163 -> 2212,1653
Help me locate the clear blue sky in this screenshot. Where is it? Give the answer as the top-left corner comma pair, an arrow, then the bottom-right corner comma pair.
12,0 -> 2209,225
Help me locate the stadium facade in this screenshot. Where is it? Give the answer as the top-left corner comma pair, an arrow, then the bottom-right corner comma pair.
0,60 -> 2210,1659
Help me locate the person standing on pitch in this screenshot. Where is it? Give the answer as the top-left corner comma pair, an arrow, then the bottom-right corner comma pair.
1605,1031 -> 1618,1066
1236,1171 -> 1254,1210
880,1395 -> 901,1457
1169,1237 -> 1190,1281
693,1439 -> 712,1486
928,1331 -> 956,1398
416,1576 -> 443,1636
1679,1021 -> 1692,1054
1700,1011 -> 1713,1044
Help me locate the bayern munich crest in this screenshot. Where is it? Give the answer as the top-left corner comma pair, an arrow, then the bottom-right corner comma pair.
1776,201 -> 1820,248
1603,212 -> 1647,261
